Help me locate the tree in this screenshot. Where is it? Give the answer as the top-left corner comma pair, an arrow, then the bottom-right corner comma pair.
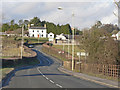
74,27 -> 83,35
78,26 -> 119,64
24,20 -> 29,30
24,20 -> 29,25
18,19 -> 23,27
10,20 -> 14,25
2,23 -> 10,32
111,30 -> 119,34
30,17 -> 41,26
14,24 -> 19,30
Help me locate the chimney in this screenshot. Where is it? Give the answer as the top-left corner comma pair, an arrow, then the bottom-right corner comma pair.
28,24 -> 30,29
44,24 -> 46,28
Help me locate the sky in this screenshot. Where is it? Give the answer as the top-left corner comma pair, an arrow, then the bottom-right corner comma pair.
1,0 -> 118,30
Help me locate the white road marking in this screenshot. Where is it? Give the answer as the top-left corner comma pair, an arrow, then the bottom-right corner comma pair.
45,77 -> 49,80
49,80 -> 54,83
36,53 -> 63,88
56,84 -> 63,88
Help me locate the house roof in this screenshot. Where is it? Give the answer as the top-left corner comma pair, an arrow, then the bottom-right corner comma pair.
48,32 -> 54,35
29,27 -> 46,29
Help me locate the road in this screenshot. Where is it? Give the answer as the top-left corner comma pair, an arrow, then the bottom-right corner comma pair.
2,45 -> 111,88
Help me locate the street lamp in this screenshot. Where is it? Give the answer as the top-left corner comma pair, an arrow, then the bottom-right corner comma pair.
57,7 -> 65,52
72,12 -> 75,71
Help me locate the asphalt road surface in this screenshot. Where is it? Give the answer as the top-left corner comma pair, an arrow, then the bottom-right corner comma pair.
2,45 -> 112,88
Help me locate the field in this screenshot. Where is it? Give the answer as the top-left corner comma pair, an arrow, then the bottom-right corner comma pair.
53,45 -> 85,57
2,36 -> 31,58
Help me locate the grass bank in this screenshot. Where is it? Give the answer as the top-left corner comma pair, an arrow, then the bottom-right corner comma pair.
1,57 -> 39,82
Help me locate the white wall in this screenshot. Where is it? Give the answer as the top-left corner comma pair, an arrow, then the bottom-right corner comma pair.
29,29 -> 47,38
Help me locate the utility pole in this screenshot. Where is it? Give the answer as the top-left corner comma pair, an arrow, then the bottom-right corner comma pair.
72,12 -> 75,71
68,34 -> 69,58
21,25 -> 24,59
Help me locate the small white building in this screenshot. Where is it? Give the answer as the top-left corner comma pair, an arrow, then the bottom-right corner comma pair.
48,32 -> 54,42
116,31 -> 120,41
29,25 -> 47,38
48,32 -> 54,38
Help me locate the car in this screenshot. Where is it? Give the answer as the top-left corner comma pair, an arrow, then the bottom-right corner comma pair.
28,45 -> 34,48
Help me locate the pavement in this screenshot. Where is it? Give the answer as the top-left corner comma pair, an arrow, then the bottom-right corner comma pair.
58,66 -> 119,88
1,45 -> 119,89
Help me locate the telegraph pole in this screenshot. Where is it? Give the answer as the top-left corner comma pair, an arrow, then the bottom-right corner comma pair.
21,25 -> 24,59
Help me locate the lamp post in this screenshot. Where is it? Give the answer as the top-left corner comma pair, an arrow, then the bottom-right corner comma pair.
72,12 -> 75,71
57,7 -> 65,52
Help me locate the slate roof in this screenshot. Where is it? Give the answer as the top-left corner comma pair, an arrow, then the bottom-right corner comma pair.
29,27 -> 46,29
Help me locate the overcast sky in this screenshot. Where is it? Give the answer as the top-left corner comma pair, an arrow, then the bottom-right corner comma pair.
1,0 -> 118,29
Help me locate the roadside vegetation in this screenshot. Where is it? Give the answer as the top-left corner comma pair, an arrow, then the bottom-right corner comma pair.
78,21 -> 120,65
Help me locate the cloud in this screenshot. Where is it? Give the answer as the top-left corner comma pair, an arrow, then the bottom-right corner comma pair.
12,2 -> 38,14
2,1 -> 117,29
2,0 -> 114,2
101,14 -> 117,24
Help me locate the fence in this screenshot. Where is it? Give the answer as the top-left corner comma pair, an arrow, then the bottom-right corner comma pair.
63,60 -> 120,78
81,63 -> 120,78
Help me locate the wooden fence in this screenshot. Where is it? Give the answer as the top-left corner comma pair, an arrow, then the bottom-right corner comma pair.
81,63 -> 120,78
64,60 -> 120,78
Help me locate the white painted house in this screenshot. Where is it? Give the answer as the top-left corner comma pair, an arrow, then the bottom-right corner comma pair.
29,25 -> 47,38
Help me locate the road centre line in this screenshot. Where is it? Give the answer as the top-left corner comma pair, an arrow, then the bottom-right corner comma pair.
37,67 -> 63,88
36,49 -> 63,88
49,80 -> 54,83
56,84 -> 63,88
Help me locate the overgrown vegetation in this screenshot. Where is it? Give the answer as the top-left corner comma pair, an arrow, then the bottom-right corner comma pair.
77,21 -> 120,65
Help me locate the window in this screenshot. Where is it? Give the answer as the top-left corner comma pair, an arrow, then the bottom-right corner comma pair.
37,30 -> 39,32
33,30 -> 34,32
32,34 -> 34,37
42,30 -> 43,33
41,34 -> 43,37
50,35 -> 52,36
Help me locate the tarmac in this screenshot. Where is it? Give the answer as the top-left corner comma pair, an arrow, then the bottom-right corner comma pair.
58,66 -> 120,88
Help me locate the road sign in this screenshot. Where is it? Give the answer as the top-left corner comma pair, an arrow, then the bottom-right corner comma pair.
77,52 -> 81,56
